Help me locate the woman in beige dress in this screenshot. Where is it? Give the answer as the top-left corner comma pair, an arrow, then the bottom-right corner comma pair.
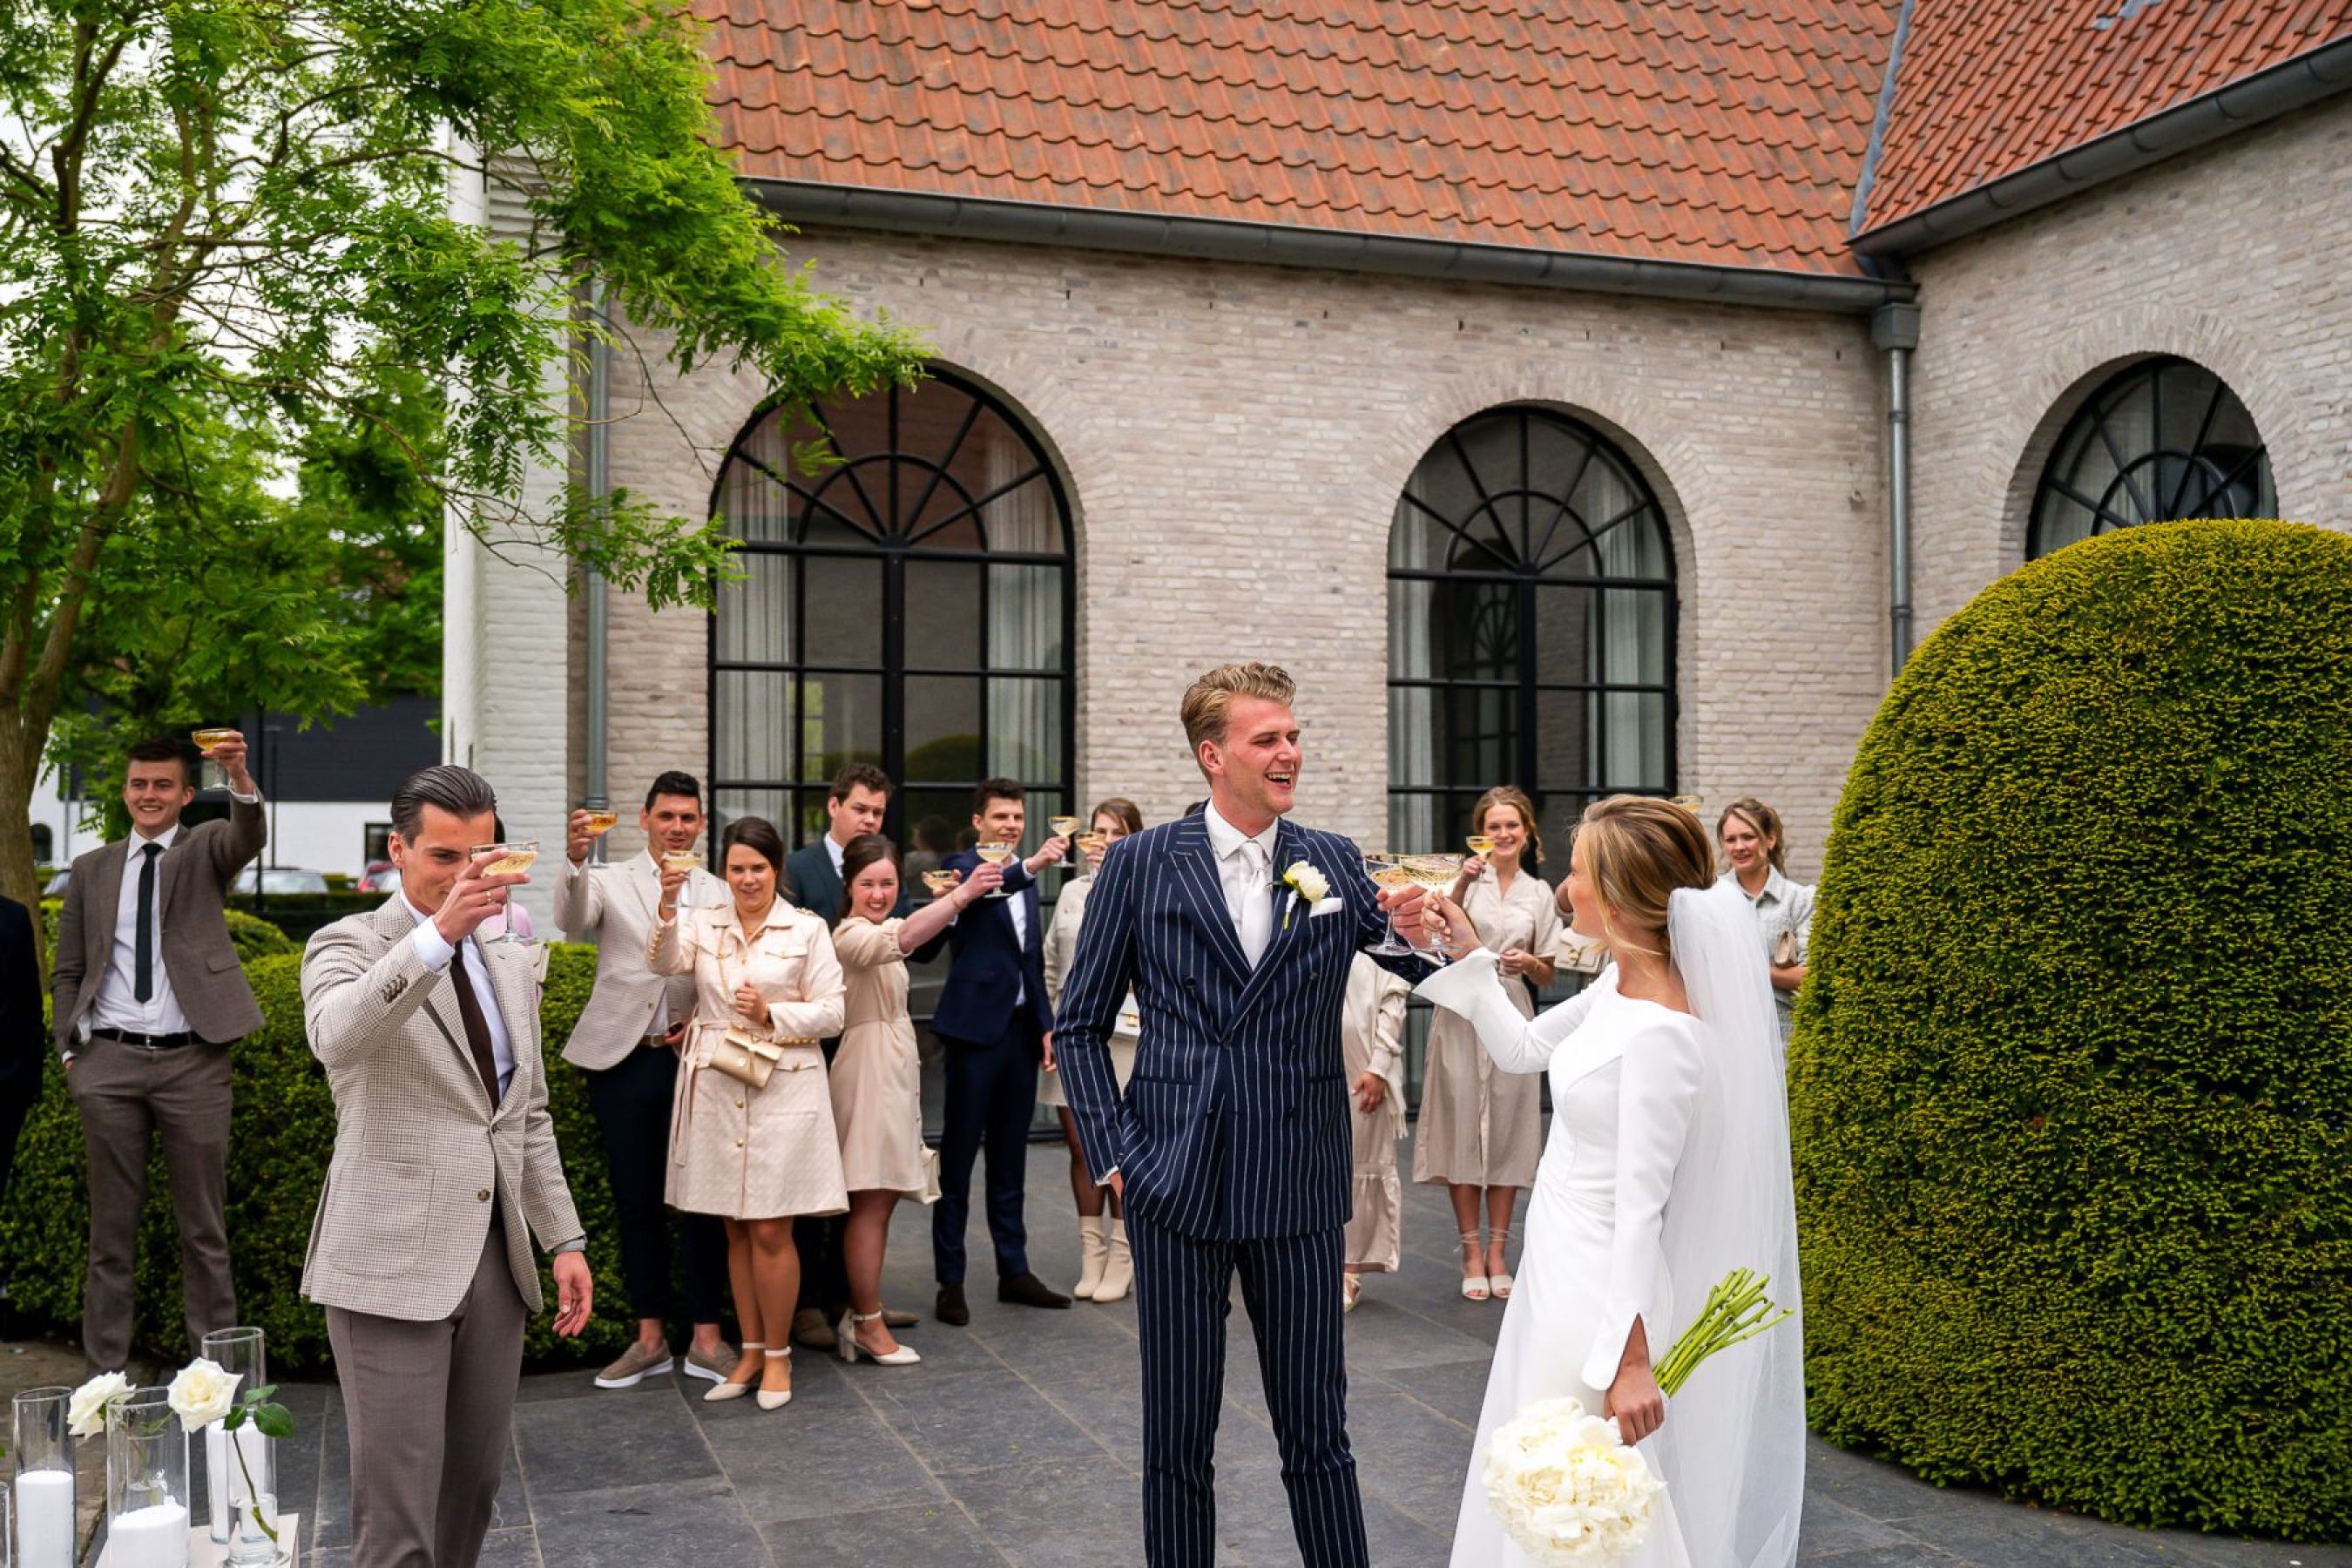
1413,786 -> 1568,1301
1341,954 -> 1410,1312
828,832 -> 986,1366
652,816 -> 847,1410
1039,797 -> 1145,1301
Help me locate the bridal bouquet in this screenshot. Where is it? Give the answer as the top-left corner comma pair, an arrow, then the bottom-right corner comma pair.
1484,1267 -> 1793,1564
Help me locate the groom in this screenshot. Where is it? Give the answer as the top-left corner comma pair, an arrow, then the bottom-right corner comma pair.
1058,662 -> 1432,1567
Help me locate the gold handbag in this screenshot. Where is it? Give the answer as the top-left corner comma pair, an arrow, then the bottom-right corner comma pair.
708,1028 -> 784,1090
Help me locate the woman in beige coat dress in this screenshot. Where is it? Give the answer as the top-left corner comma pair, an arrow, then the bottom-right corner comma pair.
1341,954 -> 1410,1312
828,833 -> 988,1366
1411,787 -> 1569,1301
652,817 -> 847,1410
1038,797 -> 1145,1301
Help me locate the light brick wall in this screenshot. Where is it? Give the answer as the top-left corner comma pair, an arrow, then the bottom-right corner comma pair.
1905,98 -> 2352,637
578,232 -> 1889,882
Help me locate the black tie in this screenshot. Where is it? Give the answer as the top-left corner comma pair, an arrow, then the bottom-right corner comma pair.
447,950 -> 503,1106
133,842 -> 161,1004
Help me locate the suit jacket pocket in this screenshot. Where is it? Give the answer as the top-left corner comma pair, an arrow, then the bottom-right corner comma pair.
324,1159 -> 434,1275
206,950 -> 240,973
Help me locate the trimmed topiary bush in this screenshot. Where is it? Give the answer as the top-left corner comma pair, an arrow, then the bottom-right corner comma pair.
0,944 -> 639,1373
37,900 -> 296,963
1792,519 -> 2352,1540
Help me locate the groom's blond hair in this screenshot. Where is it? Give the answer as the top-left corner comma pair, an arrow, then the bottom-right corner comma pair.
1181,662 -> 1296,774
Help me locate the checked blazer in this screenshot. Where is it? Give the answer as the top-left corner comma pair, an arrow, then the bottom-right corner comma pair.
299,896 -> 584,1321
1055,813 -> 1426,1240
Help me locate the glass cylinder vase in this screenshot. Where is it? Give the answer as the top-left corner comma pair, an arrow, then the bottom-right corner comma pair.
105,1387 -> 189,1568
10,1388 -> 74,1568
199,1327 -> 284,1565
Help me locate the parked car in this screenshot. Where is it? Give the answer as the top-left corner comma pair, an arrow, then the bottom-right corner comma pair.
358,861 -> 402,894
233,866 -> 332,896
43,868 -> 71,896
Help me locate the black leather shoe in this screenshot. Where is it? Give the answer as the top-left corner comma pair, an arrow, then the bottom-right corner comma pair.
882,1307 -> 919,1329
997,1272 -> 1072,1309
936,1283 -> 970,1327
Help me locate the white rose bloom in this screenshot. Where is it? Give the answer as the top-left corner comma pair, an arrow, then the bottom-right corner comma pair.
67,1371 -> 132,1437
1483,1396 -> 1664,1565
167,1357 -> 243,1432
1286,862 -> 1329,902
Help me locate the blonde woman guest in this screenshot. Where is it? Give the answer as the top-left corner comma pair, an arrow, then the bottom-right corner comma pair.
1716,798 -> 1815,1053
1040,798 -> 1145,1302
828,833 -> 986,1366
1341,954 -> 1410,1313
651,816 -> 847,1411
1413,786 -> 1570,1301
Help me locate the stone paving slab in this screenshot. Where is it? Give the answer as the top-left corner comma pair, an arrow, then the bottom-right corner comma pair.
31,1140 -> 2351,1566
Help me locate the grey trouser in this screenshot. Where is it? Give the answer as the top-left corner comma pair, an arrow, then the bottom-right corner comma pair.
69,1036 -> 235,1372
326,1224 -> 526,1568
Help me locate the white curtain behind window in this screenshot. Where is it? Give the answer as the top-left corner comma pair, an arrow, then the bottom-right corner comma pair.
984,424 -> 1060,783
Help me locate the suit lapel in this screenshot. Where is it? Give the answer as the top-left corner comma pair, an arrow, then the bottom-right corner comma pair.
483,938 -> 536,1122
375,897 -> 489,1112
1229,819 -> 1308,1017
1166,817 -> 1252,991
87,841 -> 130,968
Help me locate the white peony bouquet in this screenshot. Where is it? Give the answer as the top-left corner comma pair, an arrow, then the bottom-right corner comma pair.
1482,1396 -> 1662,1565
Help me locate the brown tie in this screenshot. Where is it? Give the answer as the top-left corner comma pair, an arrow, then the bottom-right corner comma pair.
446,950 -> 503,1106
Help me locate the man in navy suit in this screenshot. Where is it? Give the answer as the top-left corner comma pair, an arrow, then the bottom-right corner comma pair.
931,778 -> 1072,1322
1058,663 -> 1433,1568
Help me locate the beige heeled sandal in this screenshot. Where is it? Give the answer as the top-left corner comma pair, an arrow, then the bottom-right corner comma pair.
703,1342 -> 762,1402
837,1308 -> 921,1366
755,1346 -> 794,1410
1490,1225 -> 1515,1299
1459,1230 -> 1490,1301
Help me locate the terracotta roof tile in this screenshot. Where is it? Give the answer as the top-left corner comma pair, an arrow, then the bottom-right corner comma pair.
1860,0 -> 2350,234
699,0 -> 1902,277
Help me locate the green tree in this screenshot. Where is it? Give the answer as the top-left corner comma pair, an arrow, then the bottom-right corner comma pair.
0,0 -> 925,913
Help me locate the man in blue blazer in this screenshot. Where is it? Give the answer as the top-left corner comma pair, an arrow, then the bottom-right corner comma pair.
1058,663 -> 1433,1568
931,778 -> 1072,1322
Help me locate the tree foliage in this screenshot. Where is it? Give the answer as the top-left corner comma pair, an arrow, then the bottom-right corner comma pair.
0,0 -> 927,910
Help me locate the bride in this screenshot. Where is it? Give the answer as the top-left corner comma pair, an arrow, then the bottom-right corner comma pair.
1416,794 -> 1804,1568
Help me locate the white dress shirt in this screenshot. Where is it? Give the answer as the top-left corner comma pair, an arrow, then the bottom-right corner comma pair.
1202,801 -> 1278,968
89,823 -> 191,1037
402,896 -> 517,1101
826,834 -> 847,879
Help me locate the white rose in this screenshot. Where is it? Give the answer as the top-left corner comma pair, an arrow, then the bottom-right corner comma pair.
167,1357 -> 242,1432
67,1371 -> 131,1437
1285,862 -> 1329,902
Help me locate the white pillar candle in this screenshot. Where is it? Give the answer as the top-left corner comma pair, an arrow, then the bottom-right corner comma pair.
14,1467 -> 76,1568
105,1500 -> 190,1568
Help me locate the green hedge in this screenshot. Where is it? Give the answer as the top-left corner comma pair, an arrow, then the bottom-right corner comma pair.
1791,519 -> 2352,1540
37,900 -> 298,963
0,944 -> 640,1374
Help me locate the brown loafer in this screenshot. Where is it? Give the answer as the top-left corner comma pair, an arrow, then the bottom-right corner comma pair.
790,1307 -> 837,1351
882,1308 -> 918,1329
936,1283 -> 970,1327
996,1272 -> 1071,1309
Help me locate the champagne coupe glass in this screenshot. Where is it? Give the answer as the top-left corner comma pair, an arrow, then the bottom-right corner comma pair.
192,727 -> 238,791
661,848 -> 701,913
1465,833 -> 1497,860
579,797 -> 618,868
975,840 -> 1017,899
1405,854 -> 1467,952
470,841 -> 538,944
1362,854 -> 1418,957
921,869 -> 960,901
1047,814 -> 1083,841
1075,832 -> 1108,869
1667,794 -> 1705,814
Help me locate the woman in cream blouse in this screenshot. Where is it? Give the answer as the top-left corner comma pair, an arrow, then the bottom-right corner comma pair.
1412,786 -> 1571,1301
1039,797 -> 1145,1302
1341,954 -> 1411,1312
828,832 -> 990,1367
652,816 -> 846,1410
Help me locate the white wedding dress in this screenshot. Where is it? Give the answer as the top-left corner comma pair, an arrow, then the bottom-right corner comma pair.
1418,884 -> 1805,1568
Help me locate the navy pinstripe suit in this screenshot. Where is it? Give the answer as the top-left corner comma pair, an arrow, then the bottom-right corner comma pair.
1058,813 -> 1427,1566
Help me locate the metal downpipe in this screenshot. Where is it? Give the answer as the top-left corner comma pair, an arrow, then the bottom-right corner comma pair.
1873,303 -> 1920,673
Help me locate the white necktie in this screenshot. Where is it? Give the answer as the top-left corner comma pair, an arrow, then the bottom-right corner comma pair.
1235,840 -> 1272,969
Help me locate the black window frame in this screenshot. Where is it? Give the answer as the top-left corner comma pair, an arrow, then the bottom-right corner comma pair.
2028,356 -> 2275,559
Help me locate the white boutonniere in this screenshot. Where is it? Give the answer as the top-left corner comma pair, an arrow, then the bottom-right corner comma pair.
1281,861 -> 1329,930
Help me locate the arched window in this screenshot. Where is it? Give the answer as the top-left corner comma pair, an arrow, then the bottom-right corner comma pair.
2030,357 -> 2274,558
1388,408 -> 1677,860
709,367 -> 1075,868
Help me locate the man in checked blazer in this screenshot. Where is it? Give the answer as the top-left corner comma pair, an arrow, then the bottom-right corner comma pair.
302,765 -> 592,1568
53,732 -> 266,1374
1057,664 -> 1433,1568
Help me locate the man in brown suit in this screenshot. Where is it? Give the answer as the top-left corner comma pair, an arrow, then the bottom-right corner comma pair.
301,764 -> 591,1568
52,733 -> 266,1373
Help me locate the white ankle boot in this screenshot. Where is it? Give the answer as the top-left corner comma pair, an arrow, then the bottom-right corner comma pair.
1093,1217 -> 1132,1302
1074,1213 -> 1110,1299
